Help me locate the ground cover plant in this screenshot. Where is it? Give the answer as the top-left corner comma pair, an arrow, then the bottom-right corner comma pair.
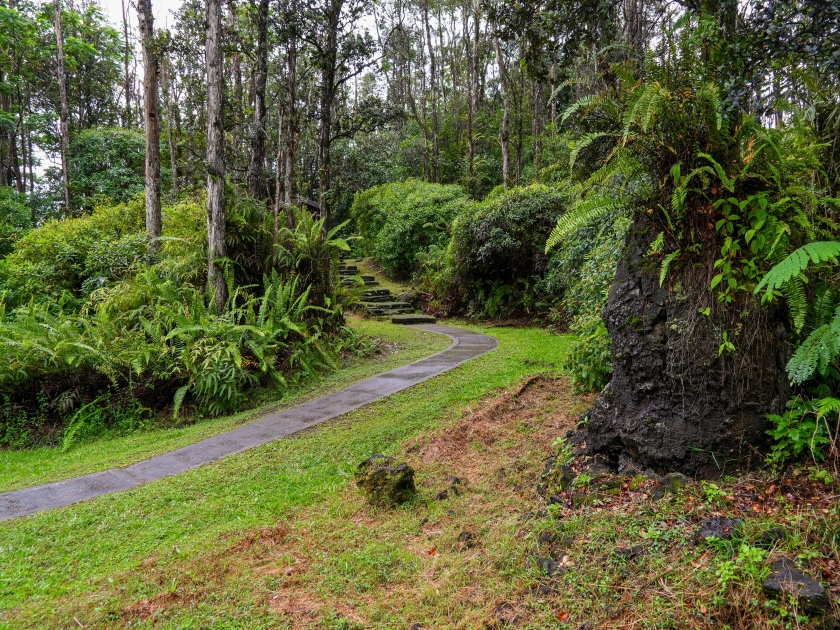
3,353 -> 838,628
2,0 -> 840,627
0,317 -> 450,492
0,326 -> 573,628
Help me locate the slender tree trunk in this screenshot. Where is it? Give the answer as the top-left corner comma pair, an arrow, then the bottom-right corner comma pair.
121,0 -> 132,126
54,0 -> 72,215
206,0 -> 228,311
246,0 -> 269,200
138,0 -> 162,249
285,32 -> 297,210
492,24 -> 510,190
317,0 -> 341,231
422,0 -> 440,183
161,56 -> 180,194
468,1 -> 480,194
274,110 -> 284,238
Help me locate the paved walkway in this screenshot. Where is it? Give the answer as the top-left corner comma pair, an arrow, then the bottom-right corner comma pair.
0,324 -> 498,521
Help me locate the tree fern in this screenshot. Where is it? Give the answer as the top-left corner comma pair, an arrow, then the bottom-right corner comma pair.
755,241 -> 840,296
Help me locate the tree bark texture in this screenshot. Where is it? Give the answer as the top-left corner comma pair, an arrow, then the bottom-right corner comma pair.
317,0 -> 341,230
586,215 -> 790,477
422,0 -> 440,183
138,0 -> 162,249
284,31 -> 298,210
246,0 -> 270,200
492,25 -> 510,190
206,0 -> 228,311
54,0 -> 72,215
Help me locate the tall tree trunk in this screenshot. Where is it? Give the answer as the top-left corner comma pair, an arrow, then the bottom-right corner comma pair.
422,0 -> 440,183
138,0 -> 162,249
161,55 -> 180,194
284,31 -> 298,210
246,0 -> 269,200
121,0 -> 132,126
468,1 -> 480,195
317,0 -> 341,231
54,0 -> 72,215
492,24 -> 510,190
206,0 -> 228,311
274,109 -> 284,238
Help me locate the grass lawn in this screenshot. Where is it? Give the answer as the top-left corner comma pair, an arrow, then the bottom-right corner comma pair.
0,317 -> 451,493
0,325 -> 574,628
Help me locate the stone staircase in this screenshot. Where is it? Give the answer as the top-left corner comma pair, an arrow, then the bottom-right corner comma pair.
339,260 -> 435,323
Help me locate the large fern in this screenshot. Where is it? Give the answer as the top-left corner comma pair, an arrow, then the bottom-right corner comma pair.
545,197 -> 626,252
755,241 -> 840,296
787,305 -> 840,383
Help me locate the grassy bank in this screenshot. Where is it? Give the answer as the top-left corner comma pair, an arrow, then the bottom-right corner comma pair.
0,317 -> 450,493
0,325 -> 573,628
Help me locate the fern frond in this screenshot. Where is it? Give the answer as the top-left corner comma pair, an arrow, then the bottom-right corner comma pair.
569,132 -> 613,170
755,241 -> 840,296
660,250 -> 681,287
545,197 -> 625,252
787,305 -> 840,383
561,94 -> 598,124
782,277 -> 809,334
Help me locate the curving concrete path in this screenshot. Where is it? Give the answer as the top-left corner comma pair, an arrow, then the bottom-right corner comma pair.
0,324 -> 498,522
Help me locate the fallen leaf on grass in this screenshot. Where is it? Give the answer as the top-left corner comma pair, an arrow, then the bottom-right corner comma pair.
557,611 -> 569,621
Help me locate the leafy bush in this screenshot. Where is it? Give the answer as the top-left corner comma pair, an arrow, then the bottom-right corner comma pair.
68,128 -> 170,211
0,199 -> 147,306
0,193 -> 355,447
563,321 -> 612,393
0,188 -> 32,259
444,184 -> 565,317
350,179 -> 469,279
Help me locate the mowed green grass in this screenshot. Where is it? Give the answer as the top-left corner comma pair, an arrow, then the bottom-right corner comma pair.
0,325 -> 572,629
0,317 -> 451,493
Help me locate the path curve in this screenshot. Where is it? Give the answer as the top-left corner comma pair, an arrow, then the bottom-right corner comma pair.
0,324 -> 498,521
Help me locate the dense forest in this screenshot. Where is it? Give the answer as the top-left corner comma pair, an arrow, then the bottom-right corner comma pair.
0,0 -> 839,477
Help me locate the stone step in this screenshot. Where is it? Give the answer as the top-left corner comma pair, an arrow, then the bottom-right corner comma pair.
361,294 -> 397,303
361,301 -> 412,310
392,314 -> 437,325
367,307 -> 415,316
361,275 -> 375,282
362,289 -> 391,297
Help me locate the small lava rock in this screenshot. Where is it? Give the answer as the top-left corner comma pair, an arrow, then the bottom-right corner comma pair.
613,545 -> 647,560
435,489 -> 449,501
537,556 -> 561,577
457,531 -> 477,548
539,531 -> 558,546
354,454 -> 416,504
572,492 -> 593,508
495,603 -> 524,626
695,517 -> 742,542
757,526 -> 787,548
518,512 -> 535,521
547,494 -> 564,506
661,472 -> 690,492
763,557 -> 829,613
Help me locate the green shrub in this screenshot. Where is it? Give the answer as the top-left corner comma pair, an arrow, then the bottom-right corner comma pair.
0,200 -> 146,306
68,128 -> 170,211
563,321 -> 612,392
0,188 -> 32,259
350,179 -> 469,279
445,184 -> 566,317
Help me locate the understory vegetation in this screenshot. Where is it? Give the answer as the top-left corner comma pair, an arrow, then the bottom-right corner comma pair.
2,0 -> 840,625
